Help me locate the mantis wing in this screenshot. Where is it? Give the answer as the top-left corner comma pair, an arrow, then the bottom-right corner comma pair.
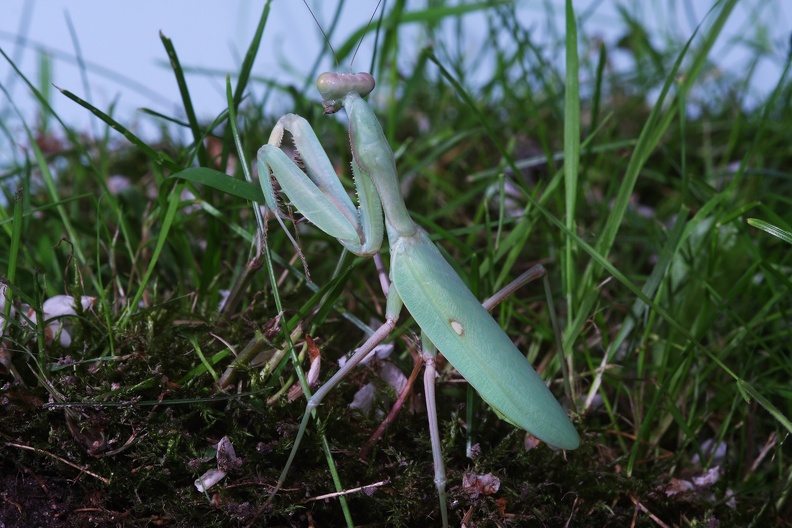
390,229 -> 580,450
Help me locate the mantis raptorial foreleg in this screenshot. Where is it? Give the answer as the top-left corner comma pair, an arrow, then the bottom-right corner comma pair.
256,72 -> 579,525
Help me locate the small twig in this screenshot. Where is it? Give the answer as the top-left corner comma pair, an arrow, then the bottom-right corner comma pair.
304,479 -> 389,502
220,253 -> 263,315
5,441 -> 110,484
359,338 -> 422,461
746,431 -> 777,481
628,494 -> 670,528
247,479 -> 389,527
563,495 -> 579,528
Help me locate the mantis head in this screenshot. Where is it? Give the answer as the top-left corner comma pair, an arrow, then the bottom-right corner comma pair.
317,72 -> 375,114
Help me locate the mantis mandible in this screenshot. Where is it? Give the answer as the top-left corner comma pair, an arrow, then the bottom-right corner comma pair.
256,71 -> 580,525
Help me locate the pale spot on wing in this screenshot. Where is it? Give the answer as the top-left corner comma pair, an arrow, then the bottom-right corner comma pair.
450,319 -> 465,336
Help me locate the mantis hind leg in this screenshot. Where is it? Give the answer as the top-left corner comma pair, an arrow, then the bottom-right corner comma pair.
421,336 -> 449,528
419,264 -> 548,528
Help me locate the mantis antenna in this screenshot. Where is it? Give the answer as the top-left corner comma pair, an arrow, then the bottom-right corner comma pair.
302,0 -> 384,70
302,0 -> 339,68
350,0 -> 383,68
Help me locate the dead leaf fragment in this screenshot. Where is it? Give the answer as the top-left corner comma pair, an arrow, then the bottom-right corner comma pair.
462,472 -> 500,499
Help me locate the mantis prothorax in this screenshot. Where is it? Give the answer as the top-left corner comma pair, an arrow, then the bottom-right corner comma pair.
256,72 -> 579,525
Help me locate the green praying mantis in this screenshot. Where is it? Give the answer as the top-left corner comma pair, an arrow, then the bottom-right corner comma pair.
256,71 -> 580,525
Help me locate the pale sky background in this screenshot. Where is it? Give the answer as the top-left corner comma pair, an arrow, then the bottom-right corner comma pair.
0,0 -> 789,165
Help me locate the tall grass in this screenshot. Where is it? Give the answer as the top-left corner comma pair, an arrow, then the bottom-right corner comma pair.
1,0 -> 790,526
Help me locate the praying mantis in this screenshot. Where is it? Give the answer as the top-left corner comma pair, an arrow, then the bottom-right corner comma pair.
256,71 -> 579,525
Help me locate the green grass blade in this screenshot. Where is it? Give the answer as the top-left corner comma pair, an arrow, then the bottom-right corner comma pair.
6,188 -> 23,286
56,86 -> 179,172
562,0 -> 581,324
119,181 -> 184,327
170,167 -> 264,203
159,31 -> 207,167
747,218 -> 792,245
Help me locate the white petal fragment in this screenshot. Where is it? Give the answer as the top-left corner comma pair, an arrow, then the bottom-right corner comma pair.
379,361 -> 407,396
349,382 -> 377,416
195,468 -> 227,492
194,436 -> 242,493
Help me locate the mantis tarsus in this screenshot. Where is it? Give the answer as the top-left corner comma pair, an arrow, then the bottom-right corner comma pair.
256,71 -> 579,525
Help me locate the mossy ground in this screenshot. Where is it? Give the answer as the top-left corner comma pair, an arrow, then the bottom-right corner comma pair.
0,287 -> 766,526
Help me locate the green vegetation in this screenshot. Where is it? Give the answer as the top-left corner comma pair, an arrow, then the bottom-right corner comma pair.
1,0 -> 790,526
